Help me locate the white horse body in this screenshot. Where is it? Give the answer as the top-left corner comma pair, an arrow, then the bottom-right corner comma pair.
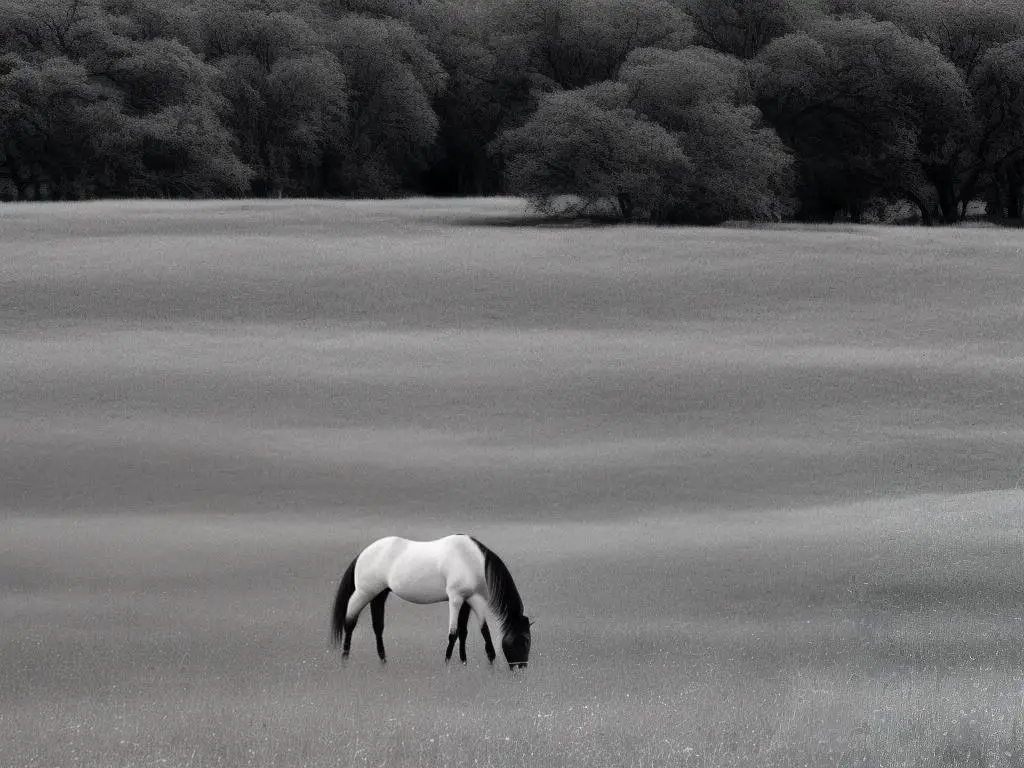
332,533 -> 531,668
355,535 -> 486,606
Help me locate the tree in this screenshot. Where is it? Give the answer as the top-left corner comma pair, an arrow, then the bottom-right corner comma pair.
199,0 -> 349,196
827,0 -> 1024,78
751,17 -> 974,222
0,54 -> 119,198
672,102 -> 793,223
104,37 -> 222,115
618,46 -> 746,129
125,104 -> 250,196
0,0 -> 121,61
389,0 -> 554,196
971,38 -> 1024,219
1,0 -> 1021,219
102,0 -> 203,47
492,90 -> 690,220
325,14 -> 446,196
99,12 -> 251,196
493,40 -> 793,224
617,47 -> 792,222
491,0 -> 693,91
680,0 -> 823,59
0,0 -> 250,199
817,1 -> 1024,222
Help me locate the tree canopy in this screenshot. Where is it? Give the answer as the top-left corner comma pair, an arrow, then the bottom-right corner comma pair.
751,17 -> 975,222
492,89 -> 690,220
1,0 -> 1022,223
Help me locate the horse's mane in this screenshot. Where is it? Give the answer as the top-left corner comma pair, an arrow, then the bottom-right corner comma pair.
469,537 -> 524,634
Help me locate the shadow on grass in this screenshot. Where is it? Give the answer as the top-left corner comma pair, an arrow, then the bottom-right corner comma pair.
446,213 -> 626,228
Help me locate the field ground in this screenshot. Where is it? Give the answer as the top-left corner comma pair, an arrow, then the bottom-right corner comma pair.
2,198 -> 1023,767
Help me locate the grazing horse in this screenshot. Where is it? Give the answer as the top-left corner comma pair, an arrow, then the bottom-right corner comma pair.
331,534 -> 531,669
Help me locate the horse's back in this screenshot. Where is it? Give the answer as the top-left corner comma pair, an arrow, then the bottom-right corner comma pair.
355,535 -> 485,605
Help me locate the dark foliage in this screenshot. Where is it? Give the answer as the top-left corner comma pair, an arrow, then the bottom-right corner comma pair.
1,0 -> 1021,224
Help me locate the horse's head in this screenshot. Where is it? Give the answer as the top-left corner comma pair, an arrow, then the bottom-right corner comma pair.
502,615 -> 532,669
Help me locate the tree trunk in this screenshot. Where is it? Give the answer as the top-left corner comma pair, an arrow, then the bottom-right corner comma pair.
1009,183 -> 1022,220
1006,164 -> 1024,220
904,190 -> 933,226
617,192 -> 634,221
925,165 -> 960,224
985,184 -> 1004,221
932,178 -> 958,224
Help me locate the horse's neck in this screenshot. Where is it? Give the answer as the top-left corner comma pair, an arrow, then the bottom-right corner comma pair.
488,599 -> 521,637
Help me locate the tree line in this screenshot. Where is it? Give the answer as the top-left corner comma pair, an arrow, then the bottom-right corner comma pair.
1,0 -> 1023,223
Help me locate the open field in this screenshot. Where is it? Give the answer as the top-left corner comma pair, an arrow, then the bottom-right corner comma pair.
2,198 -> 1023,767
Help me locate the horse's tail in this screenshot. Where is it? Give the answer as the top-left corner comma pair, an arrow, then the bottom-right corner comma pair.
331,552 -> 360,646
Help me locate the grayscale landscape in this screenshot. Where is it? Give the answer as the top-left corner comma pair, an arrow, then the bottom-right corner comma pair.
2,198 -> 1023,767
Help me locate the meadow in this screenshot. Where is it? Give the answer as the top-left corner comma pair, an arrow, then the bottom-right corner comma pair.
1,198 -> 1023,767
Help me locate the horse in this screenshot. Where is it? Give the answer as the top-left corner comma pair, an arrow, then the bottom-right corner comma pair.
331,534 -> 531,669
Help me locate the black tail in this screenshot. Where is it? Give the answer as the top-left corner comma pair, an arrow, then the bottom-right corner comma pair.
332,553 -> 360,646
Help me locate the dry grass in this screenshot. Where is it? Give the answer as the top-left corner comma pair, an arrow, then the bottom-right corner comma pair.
2,497 -> 1021,768
2,198 -> 1023,767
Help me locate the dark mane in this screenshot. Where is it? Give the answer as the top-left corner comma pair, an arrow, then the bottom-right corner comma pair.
469,537 -> 524,634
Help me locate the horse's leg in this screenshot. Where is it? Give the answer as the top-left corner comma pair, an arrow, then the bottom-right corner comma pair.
456,602 -> 472,663
480,622 -> 497,664
342,589 -> 374,658
369,590 -> 390,663
466,594 -> 497,664
445,595 -> 466,663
